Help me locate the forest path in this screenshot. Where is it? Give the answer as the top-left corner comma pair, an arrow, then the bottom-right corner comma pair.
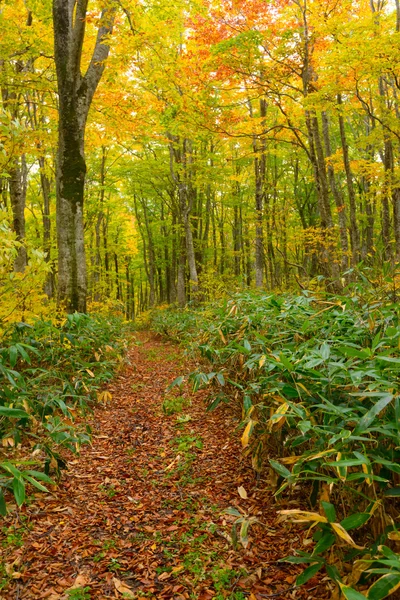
1,333 -> 327,600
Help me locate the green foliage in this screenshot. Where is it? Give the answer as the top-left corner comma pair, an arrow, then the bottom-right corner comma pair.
0,312 -> 129,514
65,587 -> 91,600
154,290 -> 400,597
162,394 -> 190,415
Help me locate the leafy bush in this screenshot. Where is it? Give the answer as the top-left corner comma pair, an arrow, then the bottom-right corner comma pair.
0,312 -> 129,514
153,290 -> 400,598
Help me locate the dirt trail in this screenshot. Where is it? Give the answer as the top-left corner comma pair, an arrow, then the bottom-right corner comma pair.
1,333 -> 328,600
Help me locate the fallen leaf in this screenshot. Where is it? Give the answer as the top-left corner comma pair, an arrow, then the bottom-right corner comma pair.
113,577 -> 135,598
68,574 -> 90,590
238,485 -> 248,499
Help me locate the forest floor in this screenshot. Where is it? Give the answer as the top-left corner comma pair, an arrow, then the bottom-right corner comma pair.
0,333 -> 330,600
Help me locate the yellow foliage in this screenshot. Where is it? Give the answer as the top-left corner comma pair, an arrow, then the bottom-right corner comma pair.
0,215 -> 55,330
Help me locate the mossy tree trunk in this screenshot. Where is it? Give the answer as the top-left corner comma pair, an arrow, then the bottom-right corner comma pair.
53,0 -> 114,312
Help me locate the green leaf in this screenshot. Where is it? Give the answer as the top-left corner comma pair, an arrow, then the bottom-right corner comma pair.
240,519 -> 250,547
279,353 -> 293,371
167,375 -> 184,390
0,490 -> 7,516
280,555 -> 315,564
225,507 -> 242,517
354,395 -> 393,435
383,487 -> 400,497
24,471 -> 54,484
376,356 -> 400,365
1,462 -> 24,478
340,513 -> 371,530
339,583 -> 367,599
0,406 -> 29,419
269,459 -> 292,480
296,562 -> 322,586
13,477 -> 25,506
313,532 -> 336,555
243,395 -> 252,413
367,574 -> 400,600
326,563 -> 341,582
22,475 -> 49,493
325,459 -> 367,467
321,501 -> 336,523
206,395 -> 224,411
243,339 -> 251,352
320,343 -> 330,360
216,372 -> 225,386
338,346 -> 370,359
9,346 -> 18,367
15,344 -> 31,363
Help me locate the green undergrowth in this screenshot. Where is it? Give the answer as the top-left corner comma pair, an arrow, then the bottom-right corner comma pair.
151,289 -> 400,599
0,312 -> 130,515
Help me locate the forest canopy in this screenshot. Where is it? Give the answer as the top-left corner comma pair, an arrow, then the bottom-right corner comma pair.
0,0 -> 400,315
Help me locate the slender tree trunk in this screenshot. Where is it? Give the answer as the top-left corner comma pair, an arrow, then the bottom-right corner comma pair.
337,95 -> 360,264
177,233 -> 186,307
252,98 -> 266,288
321,111 -> 349,273
38,157 -> 54,297
9,158 -> 27,272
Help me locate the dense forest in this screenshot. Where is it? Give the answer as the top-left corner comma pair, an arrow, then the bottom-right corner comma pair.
1,0 -> 400,317
2,2 -> 400,600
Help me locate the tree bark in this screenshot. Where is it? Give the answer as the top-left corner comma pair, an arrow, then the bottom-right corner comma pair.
53,0 -> 114,312
321,111 -> 349,273
337,95 -> 360,265
9,158 -> 28,272
38,157 -> 55,297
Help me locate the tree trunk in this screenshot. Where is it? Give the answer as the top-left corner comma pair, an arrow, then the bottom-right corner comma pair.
38,157 -> 55,297
9,158 -> 27,272
321,111 -> 349,273
337,95 -> 360,265
253,98 -> 266,288
53,0 -> 114,312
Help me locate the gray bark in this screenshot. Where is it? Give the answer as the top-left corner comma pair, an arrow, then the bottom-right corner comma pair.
9,158 -> 28,272
53,0 -> 114,312
321,111 -> 349,273
337,95 -> 360,264
38,157 -> 55,297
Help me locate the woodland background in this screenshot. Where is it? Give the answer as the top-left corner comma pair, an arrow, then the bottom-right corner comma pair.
1,0 -> 400,320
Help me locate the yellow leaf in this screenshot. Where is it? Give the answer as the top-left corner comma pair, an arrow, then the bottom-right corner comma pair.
259,354 -> 266,367
227,304 -> 237,317
296,382 -> 311,395
280,455 -> 303,464
306,449 -> 336,461
347,559 -> 370,587
238,485 -> 248,499
319,483 -> 331,504
362,463 -> 372,485
2,437 -> 14,447
171,565 -> 184,573
218,329 -> 227,344
331,523 -> 364,549
86,369 -> 95,378
278,510 -> 328,523
241,419 -> 254,448
97,390 -> 112,403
